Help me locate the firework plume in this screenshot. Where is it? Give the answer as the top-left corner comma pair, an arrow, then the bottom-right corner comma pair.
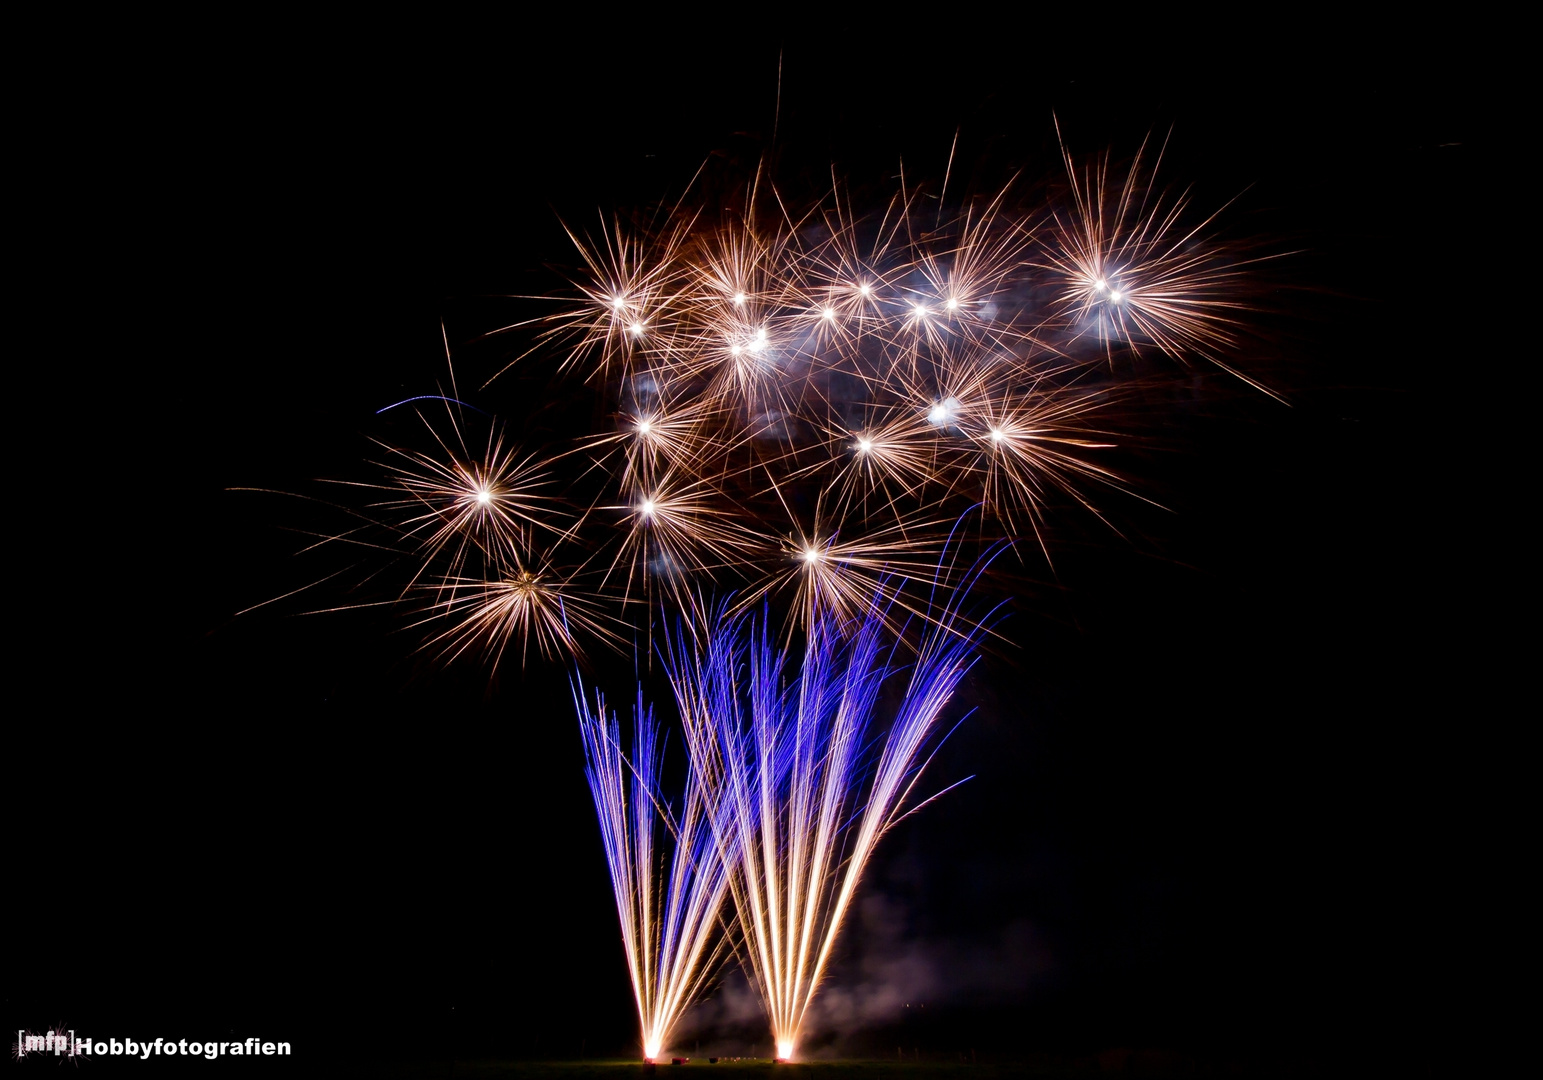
665,583 -> 991,1061
575,685 -> 736,1060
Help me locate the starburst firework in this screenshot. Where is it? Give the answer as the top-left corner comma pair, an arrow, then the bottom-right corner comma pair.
273,133 -> 1266,668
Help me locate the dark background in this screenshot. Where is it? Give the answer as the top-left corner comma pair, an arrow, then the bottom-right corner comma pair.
12,19 -> 1502,1076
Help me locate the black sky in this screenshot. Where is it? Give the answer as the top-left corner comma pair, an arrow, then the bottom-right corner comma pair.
12,20 -> 1500,1076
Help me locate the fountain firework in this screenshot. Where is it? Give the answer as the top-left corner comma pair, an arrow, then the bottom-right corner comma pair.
574,684 -> 736,1061
665,580 -> 994,1061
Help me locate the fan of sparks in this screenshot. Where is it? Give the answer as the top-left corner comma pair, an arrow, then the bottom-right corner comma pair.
321,139 -> 1264,669
572,586 -> 992,1062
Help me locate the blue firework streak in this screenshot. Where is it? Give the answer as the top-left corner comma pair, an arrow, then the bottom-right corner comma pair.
574,684 -> 737,1060
663,584 -> 993,1060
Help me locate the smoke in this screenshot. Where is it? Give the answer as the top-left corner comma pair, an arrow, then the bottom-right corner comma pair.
670,887 -> 1054,1058
799,891 -> 1055,1051
670,970 -> 776,1057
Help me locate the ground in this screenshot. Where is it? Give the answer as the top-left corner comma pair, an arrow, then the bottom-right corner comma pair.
335,1057 -> 1294,1079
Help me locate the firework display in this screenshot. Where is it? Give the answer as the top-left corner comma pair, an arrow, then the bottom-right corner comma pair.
272,135 -> 1266,1061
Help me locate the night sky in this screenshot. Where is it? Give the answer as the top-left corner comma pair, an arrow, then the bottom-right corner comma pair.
13,23 -> 1496,1077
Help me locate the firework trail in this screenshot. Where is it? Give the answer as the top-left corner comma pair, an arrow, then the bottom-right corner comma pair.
574,684 -> 737,1060
665,579 -> 992,1061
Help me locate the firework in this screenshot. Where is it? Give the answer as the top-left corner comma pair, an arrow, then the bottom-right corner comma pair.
575,685 -> 736,1061
260,129 -> 1265,674
1036,126 -> 1284,399
665,583 -> 991,1061
416,557 -> 619,668
373,416 -> 568,586
733,501 -> 969,641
